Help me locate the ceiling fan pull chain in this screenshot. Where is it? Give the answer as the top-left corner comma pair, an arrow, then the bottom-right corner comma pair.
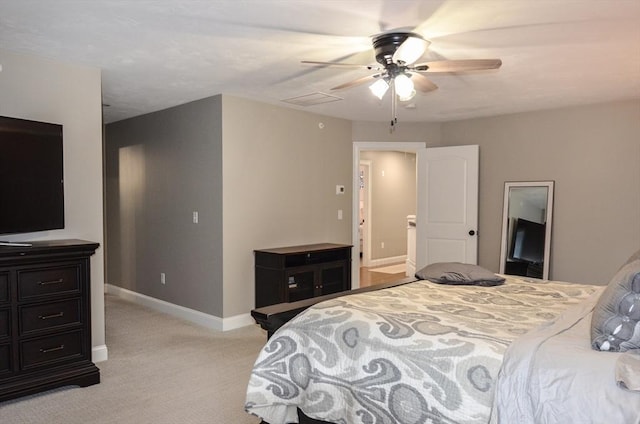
390,83 -> 397,133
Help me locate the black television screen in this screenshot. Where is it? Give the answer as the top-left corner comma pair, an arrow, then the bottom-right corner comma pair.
510,218 -> 545,264
0,116 -> 64,235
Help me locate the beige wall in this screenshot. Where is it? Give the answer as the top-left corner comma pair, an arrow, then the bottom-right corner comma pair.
353,120 -> 442,145
0,49 -> 106,358
441,100 -> 640,284
221,96 -> 353,316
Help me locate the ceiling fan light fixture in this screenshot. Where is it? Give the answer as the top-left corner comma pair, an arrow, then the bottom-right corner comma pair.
394,73 -> 414,99
393,36 -> 430,65
398,89 -> 417,102
369,78 -> 389,99
304,29 -> 502,132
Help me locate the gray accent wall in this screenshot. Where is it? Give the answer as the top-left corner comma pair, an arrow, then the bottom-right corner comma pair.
105,96 -> 224,316
440,100 -> 640,284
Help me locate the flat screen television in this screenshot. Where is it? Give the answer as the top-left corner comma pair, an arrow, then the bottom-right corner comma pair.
510,218 -> 545,264
0,116 -> 64,236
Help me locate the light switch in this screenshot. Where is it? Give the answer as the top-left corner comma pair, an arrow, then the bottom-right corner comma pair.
338,209 -> 343,220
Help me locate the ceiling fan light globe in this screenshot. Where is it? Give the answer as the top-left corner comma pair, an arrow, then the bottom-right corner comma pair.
393,36 -> 429,65
369,79 -> 389,99
394,74 -> 414,98
398,89 -> 417,102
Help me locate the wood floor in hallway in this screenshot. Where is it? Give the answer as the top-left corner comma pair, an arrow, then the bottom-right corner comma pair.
359,265 -> 407,288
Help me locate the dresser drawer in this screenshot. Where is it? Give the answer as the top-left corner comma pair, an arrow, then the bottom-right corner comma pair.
0,308 -> 9,339
17,265 -> 81,301
20,299 -> 81,336
0,272 -> 8,303
20,331 -> 83,370
0,344 -> 11,374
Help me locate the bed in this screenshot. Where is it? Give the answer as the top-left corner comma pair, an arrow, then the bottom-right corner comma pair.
245,258 -> 640,424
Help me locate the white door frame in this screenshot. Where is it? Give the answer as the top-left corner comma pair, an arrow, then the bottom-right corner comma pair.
352,141 -> 427,289
359,160 -> 372,267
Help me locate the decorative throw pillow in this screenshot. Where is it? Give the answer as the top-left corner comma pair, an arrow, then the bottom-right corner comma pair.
415,262 -> 505,287
591,258 -> 640,352
622,248 -> 640,268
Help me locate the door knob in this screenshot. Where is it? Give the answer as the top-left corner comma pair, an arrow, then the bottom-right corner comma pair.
468,230 -> 476,236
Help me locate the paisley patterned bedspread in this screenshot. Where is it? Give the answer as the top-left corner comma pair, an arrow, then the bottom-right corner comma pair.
245,276 -> 599,424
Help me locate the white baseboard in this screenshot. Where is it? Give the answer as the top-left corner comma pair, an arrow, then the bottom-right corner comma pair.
92,344 -> 108,363
368,254 -> 407,268
105,284 -> 254,332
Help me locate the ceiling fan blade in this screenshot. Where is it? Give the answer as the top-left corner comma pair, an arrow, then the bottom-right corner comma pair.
413,59 -> 502,73
392,36 -> 430,65
301,60 -> 379,70
331,74 -> 382,91
410,73 -> 438,93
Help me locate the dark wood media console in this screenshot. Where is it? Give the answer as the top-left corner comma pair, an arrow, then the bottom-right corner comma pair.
254,243 -> 352,308
0,239 -> 100,402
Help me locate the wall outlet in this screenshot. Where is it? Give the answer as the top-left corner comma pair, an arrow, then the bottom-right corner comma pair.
381,242 -> 385,249
192,211 -> 199,224
160,272 -> 166,285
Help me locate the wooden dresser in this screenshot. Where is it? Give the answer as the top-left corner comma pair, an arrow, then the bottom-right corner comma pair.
0,239 -> 100,402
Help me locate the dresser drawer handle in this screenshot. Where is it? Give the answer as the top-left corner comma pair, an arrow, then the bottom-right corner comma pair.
38,312 -> 65,320
38,278 -> 64,286
40,344 -> 65,354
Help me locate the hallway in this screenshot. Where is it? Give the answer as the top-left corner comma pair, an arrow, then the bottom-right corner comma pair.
359,264 -> 406,288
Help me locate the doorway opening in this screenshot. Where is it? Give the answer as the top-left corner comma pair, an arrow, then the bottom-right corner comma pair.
352,142 -> 426,289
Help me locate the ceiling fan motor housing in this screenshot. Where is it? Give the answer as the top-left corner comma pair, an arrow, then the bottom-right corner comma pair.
372,32 -> 421,65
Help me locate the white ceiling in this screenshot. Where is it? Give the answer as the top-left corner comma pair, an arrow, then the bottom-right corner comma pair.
1,0 -> 639,124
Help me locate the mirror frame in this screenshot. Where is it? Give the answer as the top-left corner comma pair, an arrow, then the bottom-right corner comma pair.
499,181 -> 554,279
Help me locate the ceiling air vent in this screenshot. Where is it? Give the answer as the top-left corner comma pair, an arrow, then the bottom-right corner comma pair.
281,92 -> 343,107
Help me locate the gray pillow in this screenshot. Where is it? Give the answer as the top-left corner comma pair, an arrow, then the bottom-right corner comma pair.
415,262 -> 505,287
591,258 -> 640,352
622,248 -> 640,268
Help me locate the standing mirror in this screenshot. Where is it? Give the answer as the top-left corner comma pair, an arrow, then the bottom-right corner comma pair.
499,181 -> 554,279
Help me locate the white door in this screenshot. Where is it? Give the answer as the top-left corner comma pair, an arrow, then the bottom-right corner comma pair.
415,145 -> 478,269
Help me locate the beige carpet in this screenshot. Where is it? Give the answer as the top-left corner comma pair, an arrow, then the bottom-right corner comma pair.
0,294 -> 265,424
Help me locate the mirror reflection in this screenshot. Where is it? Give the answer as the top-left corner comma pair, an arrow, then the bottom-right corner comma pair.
499,181 -> 554,279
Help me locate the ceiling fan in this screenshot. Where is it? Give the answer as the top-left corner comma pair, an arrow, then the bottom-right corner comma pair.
302,30 -> 502,130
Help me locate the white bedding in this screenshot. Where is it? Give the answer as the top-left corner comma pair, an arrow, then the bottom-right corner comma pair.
491,290 -> 640,424
246,277 -> 599,424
